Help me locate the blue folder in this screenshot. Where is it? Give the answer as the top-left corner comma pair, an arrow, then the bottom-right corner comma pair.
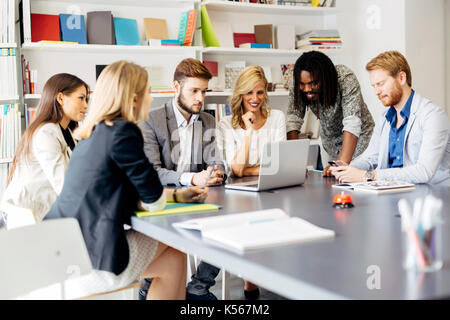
59,14 -> 87,44
113,17 -> 140,45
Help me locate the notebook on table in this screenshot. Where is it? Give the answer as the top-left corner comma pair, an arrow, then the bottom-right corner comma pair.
224,139 -> 310,192
173,208 -> 335,253
332,180 -> 416,194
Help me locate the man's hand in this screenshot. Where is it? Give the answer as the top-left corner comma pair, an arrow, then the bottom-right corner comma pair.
178,186 -> 209,203
191,165 -> 224,186
322,160 -> 347,177
329,165 -> 366,183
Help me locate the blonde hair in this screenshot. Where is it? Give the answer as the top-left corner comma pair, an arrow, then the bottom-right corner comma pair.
75,61 -> 148,140
366,51 -> 412,87
230,66 -> 270,129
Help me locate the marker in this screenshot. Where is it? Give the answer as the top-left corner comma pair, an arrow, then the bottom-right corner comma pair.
202,166 -> 214,190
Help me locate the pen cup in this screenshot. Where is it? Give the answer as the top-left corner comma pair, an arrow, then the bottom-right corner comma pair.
402,222 -> 443,272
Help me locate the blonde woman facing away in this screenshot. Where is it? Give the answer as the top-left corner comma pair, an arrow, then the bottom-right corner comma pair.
45,61 -> 208,300
218,65 -> 286,178
217,66 -> 286,300
1,73 -> 89,224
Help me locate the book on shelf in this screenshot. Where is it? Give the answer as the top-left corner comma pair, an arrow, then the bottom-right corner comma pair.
172,208 -> 335,253
177,11 -> 189,46
183,9 -> 197,46
31,14 -> 60,42
205,103 -> 232,123
25,104 -> 37,128
20,55 -> 37,95
254,24 -> 274,47
201,6 -> 220,47
86,11 -> 116,45
332,180 -> 416,194
233,33 -> 256,48
0,104 -> 21,160
59,14 -> 87,44
239,43 -> 272,49
144,18 -> 169,41
0,0 -> 15,44
0,48 -> 18,98
276,24 -> 295,50
113,17 -> 140,46
203,60 -> 218,77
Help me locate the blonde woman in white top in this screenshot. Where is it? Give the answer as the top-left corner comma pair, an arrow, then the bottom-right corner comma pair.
1,73 -> 89,224
218,66 -> 286,178
217,65 -> 286,299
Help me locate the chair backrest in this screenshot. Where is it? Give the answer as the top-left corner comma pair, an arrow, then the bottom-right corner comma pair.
1,202 -> 36,230
0,218 -> 93,300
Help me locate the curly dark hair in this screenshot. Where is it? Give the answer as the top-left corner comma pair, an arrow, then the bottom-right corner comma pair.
293,51 -> 338,116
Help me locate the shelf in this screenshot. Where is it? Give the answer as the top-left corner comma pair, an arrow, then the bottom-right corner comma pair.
21,42 -> 200,55
202,47 -> 342,56
151,91 -> 289,98
0,96 -> 20,101
0,43 -> 17,49
201,0 -> 340,15
24,94 -> 41,100
40,0 -> 198,7
0,158 -> 13,164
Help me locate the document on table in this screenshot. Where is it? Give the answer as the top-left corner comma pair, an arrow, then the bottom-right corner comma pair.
173,208 -> 335,253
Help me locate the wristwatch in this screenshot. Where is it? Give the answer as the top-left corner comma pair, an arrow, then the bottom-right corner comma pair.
364,170 -> 374,182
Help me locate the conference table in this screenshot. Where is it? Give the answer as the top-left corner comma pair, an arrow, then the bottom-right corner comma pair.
131,172 -> 450,300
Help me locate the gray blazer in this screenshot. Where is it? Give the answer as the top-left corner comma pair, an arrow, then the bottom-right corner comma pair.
350,91 -> 450,185
139,100 -> 225,186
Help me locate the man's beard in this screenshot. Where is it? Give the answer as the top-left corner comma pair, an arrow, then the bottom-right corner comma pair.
177,93 -> 201,115
379,82 -> 402,106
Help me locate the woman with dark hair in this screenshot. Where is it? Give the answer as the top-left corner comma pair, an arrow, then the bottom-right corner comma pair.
1,73 -> 89,223
287,51 -> 375,176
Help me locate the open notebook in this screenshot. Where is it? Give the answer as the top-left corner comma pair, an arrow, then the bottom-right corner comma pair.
332,180 -> 415,194
172,209 -> 335,253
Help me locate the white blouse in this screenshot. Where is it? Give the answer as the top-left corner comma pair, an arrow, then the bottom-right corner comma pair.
1,123 -> 73,223
217,109 -> 287,176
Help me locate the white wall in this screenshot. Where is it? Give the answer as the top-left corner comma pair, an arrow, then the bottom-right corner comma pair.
405,0 -> 445,109
446,0 -> 450,115
335,0 -> 406,122
336,0 -> 448,122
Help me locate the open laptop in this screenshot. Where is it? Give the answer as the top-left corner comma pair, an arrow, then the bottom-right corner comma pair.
224,139 -> 310,192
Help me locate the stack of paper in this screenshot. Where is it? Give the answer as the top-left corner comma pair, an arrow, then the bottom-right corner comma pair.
173,209 -> 335,253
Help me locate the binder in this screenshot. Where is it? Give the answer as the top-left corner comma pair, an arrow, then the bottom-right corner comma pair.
86,11 -> 116,45
31,14 -> 60,42
113,17 -> 140,46
59,14 -> 87,44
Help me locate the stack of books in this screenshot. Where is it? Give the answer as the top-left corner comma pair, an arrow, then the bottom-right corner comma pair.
0,104 -> 21,160
0,0 -> 15,44
21,55 -> 37,95
296,29 -> 342,50
0,49 -> 18,98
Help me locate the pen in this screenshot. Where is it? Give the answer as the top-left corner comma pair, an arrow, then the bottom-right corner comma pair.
202,166 -> 214,190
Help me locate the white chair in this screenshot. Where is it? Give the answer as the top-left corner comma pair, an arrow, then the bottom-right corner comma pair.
0,217 -> 142,300
0,218 -> 92,300
1,202 -> 36,230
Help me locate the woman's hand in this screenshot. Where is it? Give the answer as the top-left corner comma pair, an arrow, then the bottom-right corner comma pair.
177,186 -> 209,203
242,111 -> 257,131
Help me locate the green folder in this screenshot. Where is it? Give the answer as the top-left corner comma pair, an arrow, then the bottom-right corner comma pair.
200,6 -> 220,47
136,202 -> 221,218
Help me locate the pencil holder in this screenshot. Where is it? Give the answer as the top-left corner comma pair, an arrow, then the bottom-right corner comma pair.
402,222 -> 443,272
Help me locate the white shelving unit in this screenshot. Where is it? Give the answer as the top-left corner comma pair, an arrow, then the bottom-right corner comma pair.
201,0 -> 340,15
202,46 -> 341,57
0,43 -> 17,48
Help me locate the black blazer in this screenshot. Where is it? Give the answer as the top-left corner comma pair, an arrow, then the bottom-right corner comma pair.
46,120 -> 163,275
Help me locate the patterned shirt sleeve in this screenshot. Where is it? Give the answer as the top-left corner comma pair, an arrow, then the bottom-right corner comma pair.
286,75 -> 305,133
337,65 -> 365,138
